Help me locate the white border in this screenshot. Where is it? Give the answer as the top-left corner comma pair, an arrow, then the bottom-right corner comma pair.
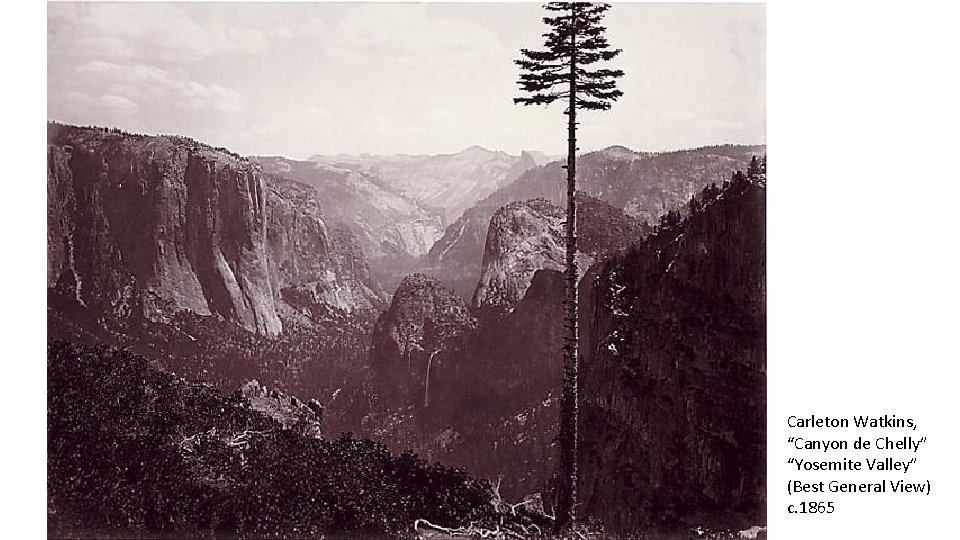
9,1 -> 960,537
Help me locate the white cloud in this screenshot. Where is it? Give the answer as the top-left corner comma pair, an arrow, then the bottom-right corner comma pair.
323,4 -> 502,65
62,91 -> 92,105
100,95 -> 137,111
48,3 -> 299,64
75,60 -> 120,75
70,61 -> 244,113
181,81 -> 244,112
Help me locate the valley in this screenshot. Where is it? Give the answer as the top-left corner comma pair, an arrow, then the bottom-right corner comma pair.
43,3 -> 771,538
47,122 -> 766,538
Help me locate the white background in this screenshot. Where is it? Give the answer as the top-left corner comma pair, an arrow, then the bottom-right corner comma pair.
768,0 -> 959,538
3,1 -> 959,538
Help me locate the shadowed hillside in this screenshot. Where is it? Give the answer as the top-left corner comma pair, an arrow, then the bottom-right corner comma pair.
48,341 -> 502,539
579,170 -> 766,531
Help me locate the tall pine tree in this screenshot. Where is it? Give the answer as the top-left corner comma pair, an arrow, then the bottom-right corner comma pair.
514,2 -> 623,532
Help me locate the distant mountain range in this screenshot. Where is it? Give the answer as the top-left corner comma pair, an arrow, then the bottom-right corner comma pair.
308,146 -> 555,223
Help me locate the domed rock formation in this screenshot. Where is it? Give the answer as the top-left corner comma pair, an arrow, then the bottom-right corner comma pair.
369,274 -> 476,410
471,194 -> 645,319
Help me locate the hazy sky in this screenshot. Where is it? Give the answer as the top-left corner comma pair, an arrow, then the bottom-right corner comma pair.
47,2 -> 765,158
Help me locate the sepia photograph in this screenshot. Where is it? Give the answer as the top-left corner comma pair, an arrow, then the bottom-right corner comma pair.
45,2 -> 766,538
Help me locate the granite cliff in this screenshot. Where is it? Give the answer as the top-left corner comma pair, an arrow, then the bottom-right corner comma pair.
265,173 -> 384,322
472,194 -> 646,318
48,124 -> 282,335
48,123 -> 381,336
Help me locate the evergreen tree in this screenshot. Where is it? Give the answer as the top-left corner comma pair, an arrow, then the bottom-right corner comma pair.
748,155 -> 762,180
513,2 -> 624,531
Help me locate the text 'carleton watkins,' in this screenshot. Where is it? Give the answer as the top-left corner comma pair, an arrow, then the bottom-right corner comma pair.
787,414 -> 918,430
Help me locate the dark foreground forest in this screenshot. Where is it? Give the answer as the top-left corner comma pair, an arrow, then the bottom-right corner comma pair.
48,340 -> 555,539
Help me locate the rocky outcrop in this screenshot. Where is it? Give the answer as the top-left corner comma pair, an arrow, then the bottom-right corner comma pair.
427,145 -> 761,296
578,175 -> 766,530
47,123 -> 382,335
265,174 -> 384,321
471,199 -> 570,315
369,274 -> 476,409
471,195 -> 645,318
237,379 -> 323,437
47,145 -> 80,294
47,124 -> 281,335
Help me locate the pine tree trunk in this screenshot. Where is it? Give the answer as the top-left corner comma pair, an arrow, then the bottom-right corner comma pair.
555,3 -> 579,532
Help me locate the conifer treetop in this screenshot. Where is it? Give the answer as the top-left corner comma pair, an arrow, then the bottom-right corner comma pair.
514,2 -> 624,112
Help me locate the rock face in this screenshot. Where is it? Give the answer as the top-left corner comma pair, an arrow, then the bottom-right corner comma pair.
368,274 -> 476,409
426,145 -> 761,296
472,195 -> 646,318
254,155 -> 445,268
237,379 -> 323,437
48,124 -> 281,335
47,123 -> 381,335
265,174 -> 384,321
578,175 -> 766,530
471,199 -> 570,314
